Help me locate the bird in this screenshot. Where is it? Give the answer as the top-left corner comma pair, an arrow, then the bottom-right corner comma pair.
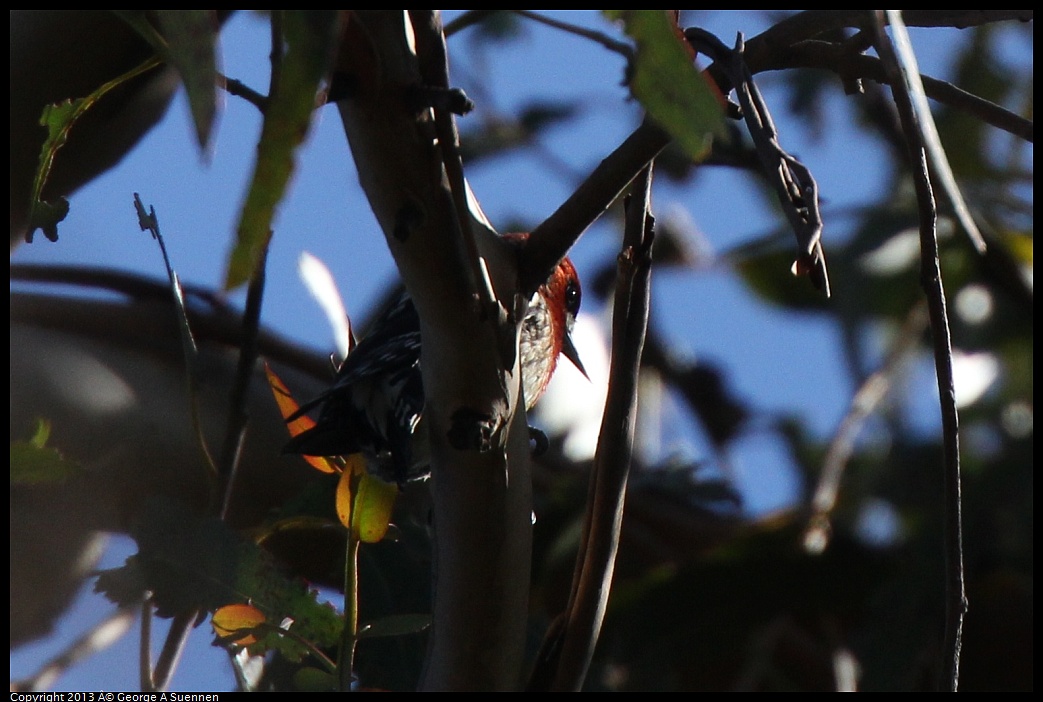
283,236 -> 585,484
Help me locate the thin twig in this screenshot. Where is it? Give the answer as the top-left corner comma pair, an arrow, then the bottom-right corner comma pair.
523,10 -> 1031,295
140,14 -> 286,686
219,73 -> 268,112
742,10 -> 1032,75
139,599 -> 152,690
511,10 -> 634,58
774,41 -> 1033,143
217,247 -> 267,520
339,530 -> 360,691
11,606 -> 136,691
686,27 -> 829,295
803,301 -> 930,553
132,194 -> 219,476
886,15 -> 988,254
871,10 -> 966,692
549,166 -> 655,691
149,611 -> 197,692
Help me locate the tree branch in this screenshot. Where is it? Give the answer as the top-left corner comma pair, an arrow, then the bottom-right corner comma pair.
804,302 -> 930,553
333,11 -> 533,689
523,121 -> 671,295
742,10 -> 1032,74
772,41 -> 1033,143
871,10 -> 967,692
542,168 -> 654,691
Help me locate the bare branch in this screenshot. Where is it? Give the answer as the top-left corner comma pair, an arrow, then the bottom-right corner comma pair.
773,41 -> 1033,143
804,302 -> 930,553
871,10 -> 967,692
549,168 -> 655,691
149,611 -> 196,692
686,28 -> 829,295
11,607 -> 136,691
219,73 -> 268,112
743,10 -> 1032,73
217,248 -> 267,520
524,121 -> 670,295
512,10 -> 634,58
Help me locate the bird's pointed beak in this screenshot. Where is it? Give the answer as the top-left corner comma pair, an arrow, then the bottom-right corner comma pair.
561,331 -> 589,380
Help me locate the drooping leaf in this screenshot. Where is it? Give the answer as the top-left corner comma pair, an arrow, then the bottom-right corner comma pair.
26,56 -> 161,243
298,250 -> 355,359
112,10 -> 164,48
226,10 -> 342,290
114,11 -> 220,150
604,10 -> 725,160
333,453 -> 370,528
212,603 -> 266,646
265,362 -> 339,474
153,10 -> 221,150
357,613 -> 431,640
351,473 -> 397,543
333,454 -> 395,541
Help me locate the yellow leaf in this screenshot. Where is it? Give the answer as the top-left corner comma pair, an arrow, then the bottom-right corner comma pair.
334,453 -> 370,529
212,603 -> 266,646
334,463 -> 354,529
352,473 -> 398,544
264,361 -> 338,474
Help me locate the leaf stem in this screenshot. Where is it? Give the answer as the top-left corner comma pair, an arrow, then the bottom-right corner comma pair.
339,531 -> 360,691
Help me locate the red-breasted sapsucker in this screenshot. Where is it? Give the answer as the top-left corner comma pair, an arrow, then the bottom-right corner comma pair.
284,237 -> 585,484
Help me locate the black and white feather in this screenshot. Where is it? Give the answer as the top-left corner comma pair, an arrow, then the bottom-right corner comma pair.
283,242 -> 585,485
284,292 -> 427,483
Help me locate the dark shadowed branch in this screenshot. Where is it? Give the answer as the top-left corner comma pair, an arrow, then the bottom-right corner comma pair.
871,10 -> 966,692
542,167 -> 655,691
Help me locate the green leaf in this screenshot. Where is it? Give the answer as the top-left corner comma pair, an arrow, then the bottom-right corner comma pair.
26,99 -> 81,242
115,10 -> 222,150
293,667 -> 337,692
153,10 -> 220,150
112,10 -> 164,49
351,473 -> 397,544
26,56 -> 161,243
10,418 -> 82,484
29,417 -> 51,448
225,10 -> 341,290
95,498 -> 343,662
604,10 -> 725,160
93,556 -> 149,607
357,613 -> 432,640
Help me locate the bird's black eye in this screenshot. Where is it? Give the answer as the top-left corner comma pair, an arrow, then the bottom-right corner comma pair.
565,278 -> 581,316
